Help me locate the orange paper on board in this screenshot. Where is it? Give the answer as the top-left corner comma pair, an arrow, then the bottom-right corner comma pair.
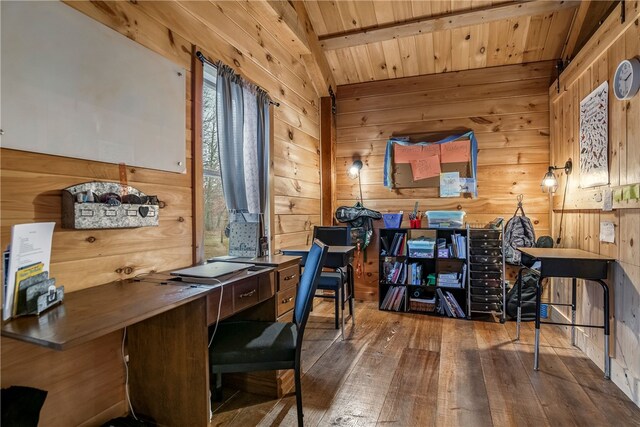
394,145 -> 425,164
421,143 -> 440,157
410,155 -> 441,180
440,139 -> 470,163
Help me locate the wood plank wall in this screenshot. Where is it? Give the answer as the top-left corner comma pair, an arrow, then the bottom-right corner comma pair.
335,62 -> 555,300
548,1 -> 640,406
0,1 -> 321,425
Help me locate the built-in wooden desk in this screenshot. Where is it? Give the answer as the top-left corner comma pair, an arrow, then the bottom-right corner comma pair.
1,266 -> 275,427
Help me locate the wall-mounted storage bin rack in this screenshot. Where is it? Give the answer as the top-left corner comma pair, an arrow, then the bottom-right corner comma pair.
62,182 -> 159,229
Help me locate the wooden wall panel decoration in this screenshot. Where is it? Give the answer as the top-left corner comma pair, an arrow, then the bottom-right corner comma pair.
335,61 -> 555,301
548,0 -> 640,408
1,1 -> 322,425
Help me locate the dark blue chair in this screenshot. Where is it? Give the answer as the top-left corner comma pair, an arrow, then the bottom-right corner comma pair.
312,226 -> 356,340
208,239 -> 329,427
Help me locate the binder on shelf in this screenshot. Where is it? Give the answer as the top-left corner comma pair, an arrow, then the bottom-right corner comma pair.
436,288 -> 455,317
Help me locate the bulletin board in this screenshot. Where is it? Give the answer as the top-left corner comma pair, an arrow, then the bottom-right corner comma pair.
1,1 -> 187,173
383,130 -> 478,198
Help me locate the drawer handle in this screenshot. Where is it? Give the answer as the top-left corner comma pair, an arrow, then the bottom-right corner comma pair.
281,296 -> 294,304
238,289 -> 256,299
283,274 -> 297,281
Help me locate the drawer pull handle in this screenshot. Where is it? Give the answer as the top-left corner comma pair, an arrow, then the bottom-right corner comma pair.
283,274 -> 297,281
239,289 -> 256,299
281,296 -> 293,304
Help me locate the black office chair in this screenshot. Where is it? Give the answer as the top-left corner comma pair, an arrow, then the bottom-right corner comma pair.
312,226 -> 356,339
208,239 -> 328,427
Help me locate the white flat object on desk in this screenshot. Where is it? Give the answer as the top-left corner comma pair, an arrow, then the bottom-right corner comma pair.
171,262 -> 253,278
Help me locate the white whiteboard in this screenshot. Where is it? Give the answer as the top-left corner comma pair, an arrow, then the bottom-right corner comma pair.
1,1 -> 186,173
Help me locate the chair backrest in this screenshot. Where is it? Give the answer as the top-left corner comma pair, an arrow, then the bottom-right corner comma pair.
292,239 -> 329,335
313,226 -> 351,246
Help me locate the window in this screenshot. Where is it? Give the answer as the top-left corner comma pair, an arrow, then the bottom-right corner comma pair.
202,63 -> 229,258
200,61 -> 271,259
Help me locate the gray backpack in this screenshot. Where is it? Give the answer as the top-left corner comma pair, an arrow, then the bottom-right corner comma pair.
504,202 -> 536,265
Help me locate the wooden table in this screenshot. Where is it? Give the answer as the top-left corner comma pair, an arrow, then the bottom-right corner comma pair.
1,266 -> 275,426
516,248 -> 614,378
281,245 -> 355,269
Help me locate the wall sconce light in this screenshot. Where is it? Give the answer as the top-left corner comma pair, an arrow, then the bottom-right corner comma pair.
347,160 -> 364,205
541,159 -> 572,194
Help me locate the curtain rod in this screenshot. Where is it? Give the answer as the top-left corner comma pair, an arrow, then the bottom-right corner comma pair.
196,51 -> 280,107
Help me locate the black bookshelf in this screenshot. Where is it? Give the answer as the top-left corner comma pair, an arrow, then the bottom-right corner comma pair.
378,227 -> 469,318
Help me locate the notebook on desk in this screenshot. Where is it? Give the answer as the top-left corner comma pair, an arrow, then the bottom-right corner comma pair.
170,262 -> 253,279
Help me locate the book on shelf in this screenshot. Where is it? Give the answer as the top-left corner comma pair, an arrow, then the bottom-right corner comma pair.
449,233 -> 466,259
437,272 -> 461,288
436,288 -> 454,317
380,236 -> 390,255
436,288 -> 465,318
436,264 -> 467,288
381,286 -> 405,311
388,232 -> 407,256
407,262 -> 423,285
446,291 -> 466,317
383,261 -> 405,284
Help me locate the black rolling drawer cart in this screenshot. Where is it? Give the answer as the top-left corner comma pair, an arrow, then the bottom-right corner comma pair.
466,224 -> 506,322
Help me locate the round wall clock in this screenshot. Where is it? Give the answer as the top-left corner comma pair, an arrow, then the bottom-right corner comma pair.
613,57 -> 640,100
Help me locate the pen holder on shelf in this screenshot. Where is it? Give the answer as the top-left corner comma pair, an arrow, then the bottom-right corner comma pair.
410,219 -> 422,228
62,181 -> 160,229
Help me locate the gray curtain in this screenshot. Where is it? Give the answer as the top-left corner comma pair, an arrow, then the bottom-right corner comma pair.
256,90 -> 270,217
215,62 -> 270,229
216,63 -> 247,212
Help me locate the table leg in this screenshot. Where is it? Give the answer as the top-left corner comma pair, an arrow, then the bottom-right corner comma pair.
339,286 -> 344,341
597,279 -> 611,379
348,264 -> 355,326
533,275 -> 543,371
571,278 -> 577,346
516,267 -> 524,341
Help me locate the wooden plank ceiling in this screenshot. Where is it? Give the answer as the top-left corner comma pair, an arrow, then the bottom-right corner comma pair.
303,0 -> 580,85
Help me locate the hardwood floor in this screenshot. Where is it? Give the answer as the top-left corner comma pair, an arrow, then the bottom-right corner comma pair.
210,301 -> 640,427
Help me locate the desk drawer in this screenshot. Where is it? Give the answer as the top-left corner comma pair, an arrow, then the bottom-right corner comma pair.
469,230 -> 501,239
471,271 -> 501,280
471,295 -> 501,303
470,239 -> 502,249
471,302 -> 501,312
234,279 -> 260,312
470,248 -> 502,256
470,263 -> 502,272
471,286 -> 502,296
471,279 -> 502,288
277,287 -> 297,317
206,287 -> 233,324
470,255 -> 502,264
278,264 -> 299,292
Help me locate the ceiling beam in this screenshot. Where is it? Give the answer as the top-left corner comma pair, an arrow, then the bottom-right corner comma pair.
320,0 -> 581,51
561,1 -> 592,61
289,1 -> 336,97
250,1 -> 311,55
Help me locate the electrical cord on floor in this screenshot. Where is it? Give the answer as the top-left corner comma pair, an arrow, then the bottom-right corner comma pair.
122,327 -> 138,421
